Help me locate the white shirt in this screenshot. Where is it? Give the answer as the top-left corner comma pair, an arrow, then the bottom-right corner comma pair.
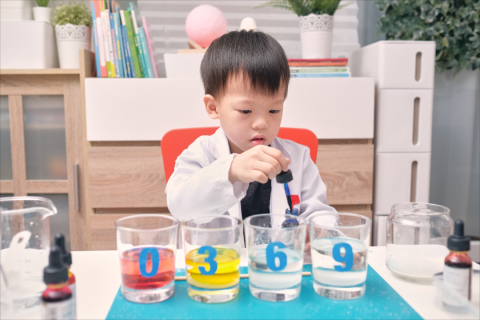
166,127 -> 336,221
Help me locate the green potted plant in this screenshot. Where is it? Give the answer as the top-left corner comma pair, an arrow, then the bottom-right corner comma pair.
33,0 -> 52,23
52,2 -> 92,69
256,0 -> 347,58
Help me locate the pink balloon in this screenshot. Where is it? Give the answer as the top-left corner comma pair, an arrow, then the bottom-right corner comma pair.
185,5 -> 228,48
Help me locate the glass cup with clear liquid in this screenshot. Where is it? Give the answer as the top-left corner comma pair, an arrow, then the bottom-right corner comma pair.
244,214 -> 306,302
116,215 -> 179,303
182,215 -> 243,303
308,212 -> 371,300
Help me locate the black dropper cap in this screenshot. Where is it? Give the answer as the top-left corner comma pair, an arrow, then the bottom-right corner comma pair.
447,220 -> 470,252
44,246 -> 68,284
55,234 -> 72,266
276,170 -> 293,183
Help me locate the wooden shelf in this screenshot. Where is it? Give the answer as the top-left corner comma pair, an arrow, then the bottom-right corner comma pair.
0,69 -> 81,75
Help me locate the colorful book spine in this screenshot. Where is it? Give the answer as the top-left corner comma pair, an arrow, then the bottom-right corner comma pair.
123,10 -> 142,78
120,11 -> 134,78
90,2 -> 101,77
94,1 -> 107,77
142,16 -> 158,78
131,9 -> 146,78
138,27 -> 154,78
101,11 -> 114,77
113,12 -> 127,78
109,12 -> 121,78
290,73 -> 351,78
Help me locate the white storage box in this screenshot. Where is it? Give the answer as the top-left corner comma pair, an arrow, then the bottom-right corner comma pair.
375,89 -> 433,153
164,53 -> 203,78
374,152 -> 431,214
0,0 -> 33,21
374,215 -> 388,246
350,41 -> 436,89
0,21 -> 59,69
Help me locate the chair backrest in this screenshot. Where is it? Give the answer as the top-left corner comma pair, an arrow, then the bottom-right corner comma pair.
161,127 -> 318,182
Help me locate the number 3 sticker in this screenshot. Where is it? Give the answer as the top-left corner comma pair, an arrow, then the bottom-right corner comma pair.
198,246 -> 218,275
333,243 -> 353,272
266,242 -> 287,271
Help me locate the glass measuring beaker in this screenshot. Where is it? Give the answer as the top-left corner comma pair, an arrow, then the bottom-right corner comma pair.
244,214 -> 306,302
386,202 -> 453,283
116,214 -> 179,303
0,196 -> 57,319
309,212 -> 371,300
182,215 -> 243,303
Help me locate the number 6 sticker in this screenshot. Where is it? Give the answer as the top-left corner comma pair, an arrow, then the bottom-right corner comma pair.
266,242 -> 287,271
332,243 -> 353,272
139,248 -> 159,278
198,246 -> 218,275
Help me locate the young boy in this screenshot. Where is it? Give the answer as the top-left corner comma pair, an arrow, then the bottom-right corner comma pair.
166,30 -> 336,222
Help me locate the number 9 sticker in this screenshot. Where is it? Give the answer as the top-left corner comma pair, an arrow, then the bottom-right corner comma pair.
198,246 -> 218,275
332,243 -> 353,272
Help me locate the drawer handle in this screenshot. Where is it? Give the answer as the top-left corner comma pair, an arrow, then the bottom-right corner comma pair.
413,98 -> 420,145
415,52 -> 422,81
410,161 -> 418,202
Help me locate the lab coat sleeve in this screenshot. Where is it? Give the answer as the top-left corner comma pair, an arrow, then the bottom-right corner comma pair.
298,147 -> 337,219
165,141 -> 248,221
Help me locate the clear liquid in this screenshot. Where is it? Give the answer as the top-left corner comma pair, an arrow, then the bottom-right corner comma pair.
248,247 -> 303,290
311,238 -> 368,287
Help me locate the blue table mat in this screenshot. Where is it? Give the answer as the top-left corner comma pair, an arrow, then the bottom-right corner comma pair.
106,265 -> 422,320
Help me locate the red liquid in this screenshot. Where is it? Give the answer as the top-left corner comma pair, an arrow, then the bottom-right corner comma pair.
120,247 -> 175,290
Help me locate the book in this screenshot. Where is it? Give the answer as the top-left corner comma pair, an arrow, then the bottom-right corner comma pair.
113,11 -> 127,78
138,27 -> 154,78
101,11 -> 115,77
109,12 -> 121,77
93,1 -> 107,77
90,2 -> 101,77
120,10 -> 135,78
290,73 -> 351,78
142,16 -> 158,78
290,67 -> 350,73
288,58 -> 348,63
131,9 -> 146,78
123,10 -> 142,78
289,62 -> 348,66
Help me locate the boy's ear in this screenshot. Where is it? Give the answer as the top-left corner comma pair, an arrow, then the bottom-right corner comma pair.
204,94 -> 219,120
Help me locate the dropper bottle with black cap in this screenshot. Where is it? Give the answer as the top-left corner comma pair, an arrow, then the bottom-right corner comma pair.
55,234 -> 76,319
443,219 -> 472,307
42,245 -> 73,320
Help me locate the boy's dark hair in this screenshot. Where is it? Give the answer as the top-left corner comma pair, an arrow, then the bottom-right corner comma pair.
201,30 -> 290,98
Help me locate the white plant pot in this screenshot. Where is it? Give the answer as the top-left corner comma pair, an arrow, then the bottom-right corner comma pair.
55,24 -> 91,69
299,14 -> 333,59
33,7 -> 52,24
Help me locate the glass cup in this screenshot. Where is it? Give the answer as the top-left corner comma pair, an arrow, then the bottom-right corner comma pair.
116,214 -> 179,303
309,212 -> 371,300
386,202 -> 453,283
182,215 -> 242,303
244,214 -> 306,302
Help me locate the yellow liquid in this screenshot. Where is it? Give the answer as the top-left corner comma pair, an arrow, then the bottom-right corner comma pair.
186,247 -> 240,289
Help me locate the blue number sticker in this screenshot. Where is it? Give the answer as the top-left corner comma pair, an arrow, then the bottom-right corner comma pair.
139,248 -> 159,278
266,242 -> 287,271
333,243 -> 353,272
198,246 -> 218,275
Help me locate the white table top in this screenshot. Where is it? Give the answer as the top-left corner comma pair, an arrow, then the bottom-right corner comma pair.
71,246 -> 479,320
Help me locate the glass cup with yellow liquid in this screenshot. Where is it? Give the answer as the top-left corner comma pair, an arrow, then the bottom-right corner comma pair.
182,216 -> 243,303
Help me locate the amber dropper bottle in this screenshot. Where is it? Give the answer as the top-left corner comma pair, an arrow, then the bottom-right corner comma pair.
443,219 -> 472,308
42,245 -> 73,320
55,234 -> 76,319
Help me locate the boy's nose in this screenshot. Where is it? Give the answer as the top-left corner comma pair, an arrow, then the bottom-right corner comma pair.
252,118 -> 268,130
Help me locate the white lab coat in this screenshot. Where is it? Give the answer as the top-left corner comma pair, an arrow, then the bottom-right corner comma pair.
165,127 -> 336,222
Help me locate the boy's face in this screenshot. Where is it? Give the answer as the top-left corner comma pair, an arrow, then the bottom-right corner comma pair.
204,75 -> 286,154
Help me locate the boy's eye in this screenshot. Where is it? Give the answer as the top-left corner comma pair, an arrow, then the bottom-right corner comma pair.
240,110 -> 252,114
269,110 -> 280,114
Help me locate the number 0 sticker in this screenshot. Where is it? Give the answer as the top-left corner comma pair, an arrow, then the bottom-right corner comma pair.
332,243 -> 353,272
198,246 -> 218,275
139,248 -> 160,278
266,242 -> 287,271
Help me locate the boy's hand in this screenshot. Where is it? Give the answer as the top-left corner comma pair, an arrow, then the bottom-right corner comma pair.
229,145 -> 290,184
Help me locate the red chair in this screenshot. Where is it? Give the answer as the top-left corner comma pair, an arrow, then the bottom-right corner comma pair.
161,127 -> 318,182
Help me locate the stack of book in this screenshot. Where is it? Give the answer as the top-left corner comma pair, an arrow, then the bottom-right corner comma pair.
90,0 -> 158,78
288,58 -> 350,78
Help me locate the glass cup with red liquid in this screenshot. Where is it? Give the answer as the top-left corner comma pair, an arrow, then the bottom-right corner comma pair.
116,215 -> 179,303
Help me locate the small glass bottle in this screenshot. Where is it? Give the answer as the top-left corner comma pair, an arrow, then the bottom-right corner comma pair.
42,246 -> 73,320
443,219 -> 472,309
55,234 -> 76,319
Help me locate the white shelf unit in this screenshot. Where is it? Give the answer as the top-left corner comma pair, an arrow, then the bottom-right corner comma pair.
351,40 -> 436,246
